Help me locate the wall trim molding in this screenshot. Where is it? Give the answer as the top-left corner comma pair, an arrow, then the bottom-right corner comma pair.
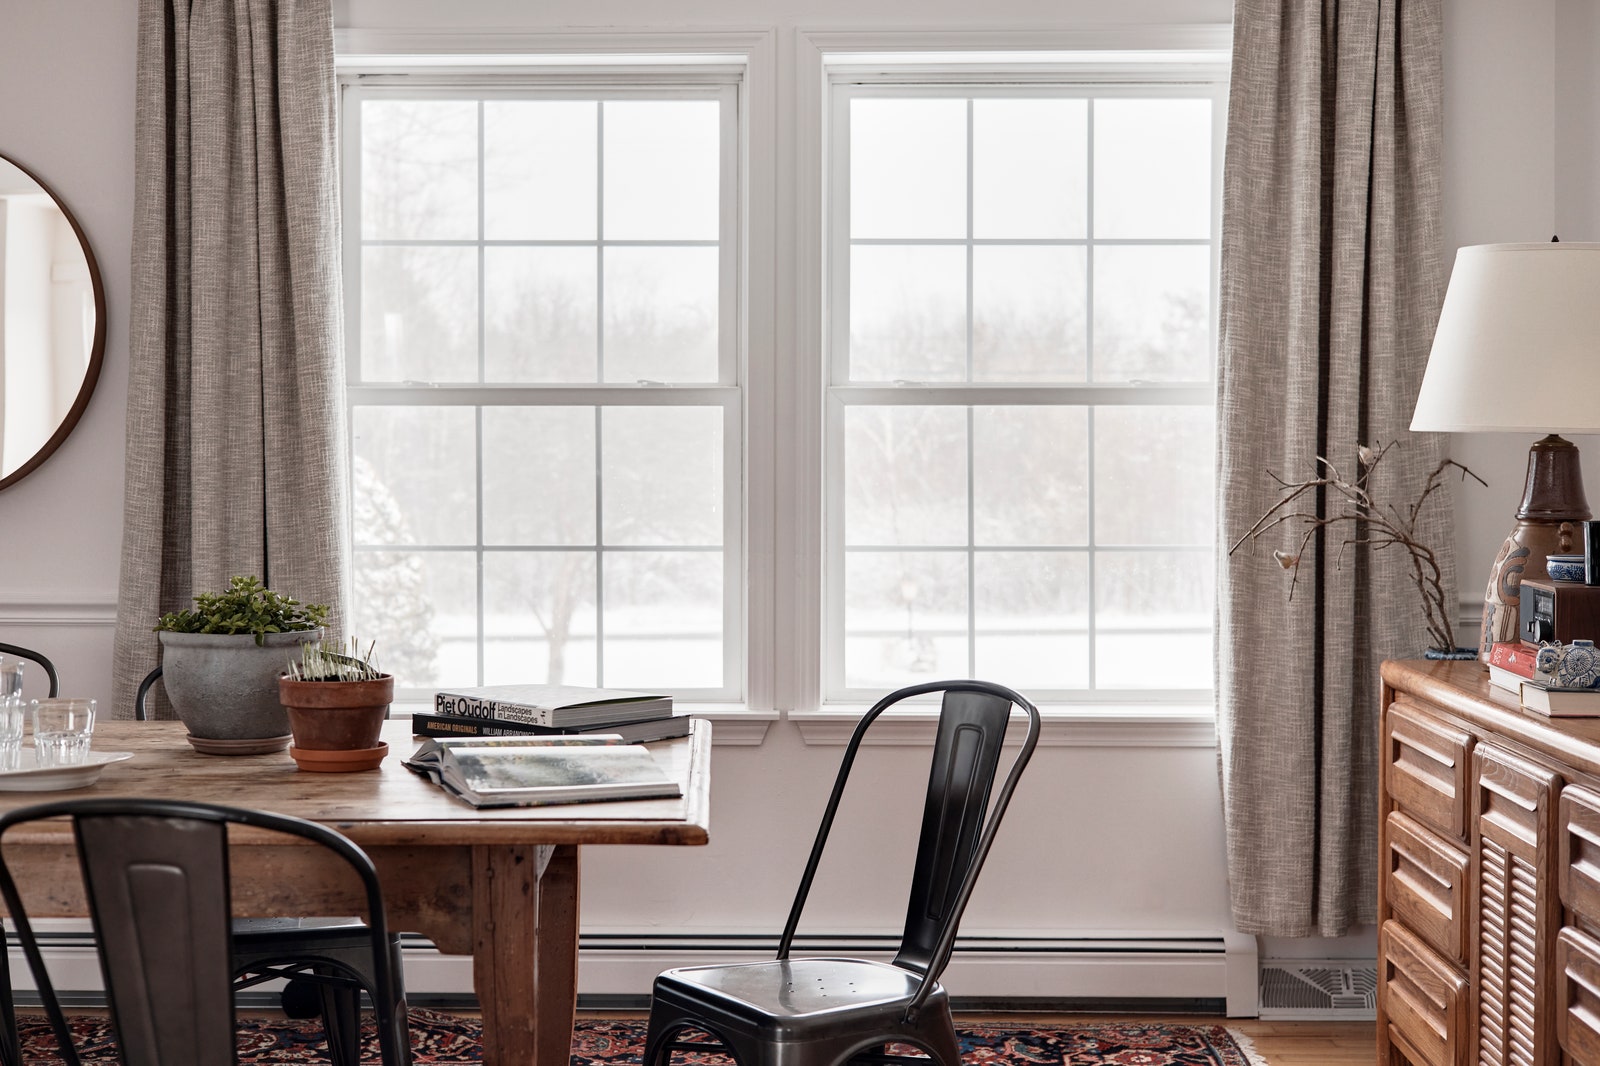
0,599 -> 116,627
790,710 -> 1217,748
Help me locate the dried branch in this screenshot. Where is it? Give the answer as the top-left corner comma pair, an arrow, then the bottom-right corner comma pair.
1230,442 -> 1485,654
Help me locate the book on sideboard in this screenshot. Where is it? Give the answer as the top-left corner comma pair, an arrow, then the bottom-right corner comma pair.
1485,641 -> 1600,716
403,736 -> 682,809
411,710 -> 693,745
433,684 -> 672,727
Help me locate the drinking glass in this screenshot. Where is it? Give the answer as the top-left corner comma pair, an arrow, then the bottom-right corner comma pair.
31,697 -> 95,767
0,659 -> 24,769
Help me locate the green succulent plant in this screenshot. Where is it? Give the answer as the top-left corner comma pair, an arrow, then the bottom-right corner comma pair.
153,575 -> 328,646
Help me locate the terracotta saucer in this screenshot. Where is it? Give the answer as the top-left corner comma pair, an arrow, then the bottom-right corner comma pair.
186,733 -> 292,756
288,741 -> 388,773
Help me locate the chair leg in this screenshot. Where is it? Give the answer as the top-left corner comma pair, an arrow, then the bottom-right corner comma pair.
317,976 -> 363,1066
0,937 -> 17,1066
913,1008 -> 963,1066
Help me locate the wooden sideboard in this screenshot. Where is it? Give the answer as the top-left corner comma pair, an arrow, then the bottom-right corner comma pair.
1379,659 -> 1600,1066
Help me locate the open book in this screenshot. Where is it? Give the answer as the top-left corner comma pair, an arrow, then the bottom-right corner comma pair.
404,736 -> 681,809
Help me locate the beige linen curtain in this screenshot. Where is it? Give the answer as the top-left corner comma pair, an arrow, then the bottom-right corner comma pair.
1215,0 -> 1454,936
111,0 -> 347,718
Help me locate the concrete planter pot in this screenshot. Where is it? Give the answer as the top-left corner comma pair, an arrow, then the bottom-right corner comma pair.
157,629 -> 323,750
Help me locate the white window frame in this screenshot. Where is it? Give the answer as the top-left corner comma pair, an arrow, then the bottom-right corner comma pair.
800,34 -> 1230,715
339,65 -> 752,707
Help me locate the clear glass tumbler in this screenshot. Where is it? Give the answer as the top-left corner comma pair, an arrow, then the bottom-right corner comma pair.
31,697 -> 95,767
0,659 -> 24,769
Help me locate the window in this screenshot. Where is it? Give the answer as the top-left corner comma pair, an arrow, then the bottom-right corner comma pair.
342,78 -> 742,701
825,78 -> 1223,702
339,44 -> 1225,716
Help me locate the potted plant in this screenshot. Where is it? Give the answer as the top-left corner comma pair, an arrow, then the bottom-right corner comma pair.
279,639 -> 394,773
153,575 -> 327,754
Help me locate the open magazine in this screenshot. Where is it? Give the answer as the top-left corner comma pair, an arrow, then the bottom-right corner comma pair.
404,736 -> 681,809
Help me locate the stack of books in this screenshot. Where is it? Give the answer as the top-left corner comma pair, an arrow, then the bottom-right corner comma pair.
1486,641 -> 1600,716
412,684 -> 691,743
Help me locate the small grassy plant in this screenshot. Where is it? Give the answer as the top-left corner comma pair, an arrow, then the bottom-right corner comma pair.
286,637 -> 384,683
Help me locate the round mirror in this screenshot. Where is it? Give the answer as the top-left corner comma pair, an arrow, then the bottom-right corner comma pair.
0,153 -> 104,490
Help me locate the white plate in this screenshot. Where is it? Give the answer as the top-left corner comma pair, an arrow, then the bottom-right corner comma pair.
0,751 -> 134,792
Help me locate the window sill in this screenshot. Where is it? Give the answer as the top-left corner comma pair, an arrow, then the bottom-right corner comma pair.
788,704 -> 1216,748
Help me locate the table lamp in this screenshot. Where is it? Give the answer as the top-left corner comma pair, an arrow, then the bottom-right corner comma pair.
1411,241 -> 1600,661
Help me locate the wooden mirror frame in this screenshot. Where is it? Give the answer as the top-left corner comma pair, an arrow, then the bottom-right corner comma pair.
0,152 -> 106,491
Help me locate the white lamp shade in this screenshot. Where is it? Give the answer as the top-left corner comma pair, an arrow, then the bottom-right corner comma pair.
1411,242 -> 1600,434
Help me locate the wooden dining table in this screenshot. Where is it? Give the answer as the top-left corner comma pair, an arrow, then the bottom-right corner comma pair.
0,718 -> 712,1066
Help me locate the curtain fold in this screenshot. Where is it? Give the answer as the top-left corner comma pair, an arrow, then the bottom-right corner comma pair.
112,0 -> 348,719
1215,0 -> 1453,936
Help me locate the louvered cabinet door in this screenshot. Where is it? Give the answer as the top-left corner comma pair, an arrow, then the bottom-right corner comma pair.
1474,744 -> 1559,1066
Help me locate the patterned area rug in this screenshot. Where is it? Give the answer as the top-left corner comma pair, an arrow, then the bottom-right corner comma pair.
13,1010 -> 1264,1065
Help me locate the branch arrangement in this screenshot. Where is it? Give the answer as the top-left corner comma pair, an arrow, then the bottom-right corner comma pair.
1229,442 -> 1486,654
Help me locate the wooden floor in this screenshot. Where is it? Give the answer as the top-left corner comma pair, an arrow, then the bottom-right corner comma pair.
578,1011 -> 1378,1066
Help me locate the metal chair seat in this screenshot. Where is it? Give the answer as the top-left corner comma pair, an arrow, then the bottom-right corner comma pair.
644,680 -> 1040,1066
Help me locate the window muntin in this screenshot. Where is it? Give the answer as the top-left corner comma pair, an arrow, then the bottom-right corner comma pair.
344,83 -> 742,701
826,82 -> 1221,702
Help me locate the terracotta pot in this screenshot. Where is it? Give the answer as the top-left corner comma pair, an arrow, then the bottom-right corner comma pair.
278,674 -> 394,752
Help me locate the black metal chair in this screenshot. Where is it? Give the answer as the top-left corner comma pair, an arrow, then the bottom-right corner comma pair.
0,797 -> 411,1066
0,643 -> 58,698
133,666 -> 386,1066
643,679 -> 1040,1066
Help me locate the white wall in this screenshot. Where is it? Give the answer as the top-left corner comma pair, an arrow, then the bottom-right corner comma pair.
0,0 -> 1590,1003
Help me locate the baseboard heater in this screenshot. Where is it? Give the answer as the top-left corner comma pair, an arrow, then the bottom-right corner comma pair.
8,929 -> 1260,1018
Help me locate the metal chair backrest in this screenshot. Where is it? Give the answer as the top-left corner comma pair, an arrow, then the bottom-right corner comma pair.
0,798 -> 399,1066
775,680 -> 1040,1015
0,642 -> 58,698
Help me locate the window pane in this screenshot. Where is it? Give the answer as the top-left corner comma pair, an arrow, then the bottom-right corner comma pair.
973,406 -> 1089,546
849,245 -> 966,382
603,247 -> 719,383
975,551 -> 1089,688
361,100 -> 478,240
844,551 -> 967,688
1093,98 -> 1212,239
484,247 -> 598,382
604,552 -> 723,687
851,98 -> 966,239
973,98 -> 1087,239
353,407 -> 476,545
1095,551 -> 1213,688
483,407 -> 595,546
1092,245 -> 1210,382
972,246 -> 1086,382
603,407 -> 723,546
484,551 -> 598,687
352,549 -> 474,689
603,100 -> 720,241
360,246 -> 478,383
484,100 -> 597,240
845,406 -> 967,546
1094,406 -> 1215,546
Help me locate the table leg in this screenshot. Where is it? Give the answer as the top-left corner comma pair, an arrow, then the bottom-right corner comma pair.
471,843 -> 582,1066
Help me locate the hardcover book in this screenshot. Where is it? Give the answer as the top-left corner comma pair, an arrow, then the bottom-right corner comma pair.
411,710 -> 693,745
434,685 -> 673,727
403,736 -> 682,809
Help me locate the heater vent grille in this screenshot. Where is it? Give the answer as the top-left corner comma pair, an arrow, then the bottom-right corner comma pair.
1258,961 -> 1376,1020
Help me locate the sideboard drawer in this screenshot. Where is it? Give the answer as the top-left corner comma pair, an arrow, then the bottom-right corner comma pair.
1381,920 -> 1467,1066
1559,926 -> 1600,1065
1386,810 -> 1470,966
1564,786 -> 1600,926
1388,700 -> 1472,842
